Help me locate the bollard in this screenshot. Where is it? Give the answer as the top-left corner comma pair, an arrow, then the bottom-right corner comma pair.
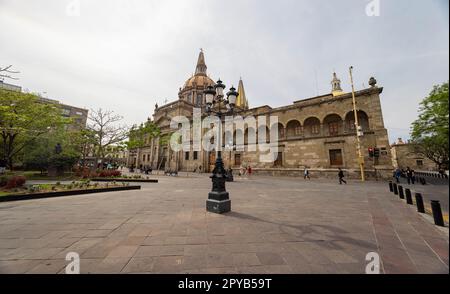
415,193 -> 425,213
389,181 -> 393,192
398,185 -> 405,199
405,189 -> 413,205
431,201 -> 445,227
393,183 -> 398,195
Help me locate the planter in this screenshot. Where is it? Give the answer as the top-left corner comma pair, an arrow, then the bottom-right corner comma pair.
91,178 -> 158,183
0,185 -> 141,203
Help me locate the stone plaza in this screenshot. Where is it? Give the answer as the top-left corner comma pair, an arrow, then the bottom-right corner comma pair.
0,174 -> 448,274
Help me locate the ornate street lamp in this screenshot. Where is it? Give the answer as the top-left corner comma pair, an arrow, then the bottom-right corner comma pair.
204,79 -> 238,214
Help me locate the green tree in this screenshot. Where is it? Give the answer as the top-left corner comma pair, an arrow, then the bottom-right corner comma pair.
0,89 -> 69,169
87,108 -> 128,163
22,126 -> 83,173
126,121 -> 161,150
411,82 -> 449,170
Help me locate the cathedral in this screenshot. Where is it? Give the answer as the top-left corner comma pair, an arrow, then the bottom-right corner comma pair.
128,50 -> 393,179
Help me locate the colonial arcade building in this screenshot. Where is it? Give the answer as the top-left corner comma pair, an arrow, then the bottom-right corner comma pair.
128,50 -> 393,179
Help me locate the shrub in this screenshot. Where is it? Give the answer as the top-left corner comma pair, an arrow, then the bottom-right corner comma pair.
0,176 -> 8,187
5,176 -> 27,189
98,170 -> 122,178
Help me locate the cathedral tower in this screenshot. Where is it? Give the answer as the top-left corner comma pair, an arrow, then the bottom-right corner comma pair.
331,72 -> 343,96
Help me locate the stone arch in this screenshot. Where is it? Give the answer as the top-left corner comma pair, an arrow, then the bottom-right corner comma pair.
223,129 -> 234,149
303,117 -> 321,137
344,110 -> 370,133
323,114 -> 344,136
244,127 -> 256,145
271,122 -> 285,142
286,120 -> 302,139
258,125 -> 270,143
234,129 -> 244,146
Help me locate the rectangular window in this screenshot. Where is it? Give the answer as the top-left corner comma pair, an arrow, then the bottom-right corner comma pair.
185,152 -> 189,160
311,124 -> 320,135
147,154 -> 150,161
295,126 -> 302,136
416,160 -> 423,167
235,154 -> 241,166
329,122 -> 339,136
274,152 -> 283,167
193,151 -> 198,160
143,155 -> 146,162
329,149 -> 343,166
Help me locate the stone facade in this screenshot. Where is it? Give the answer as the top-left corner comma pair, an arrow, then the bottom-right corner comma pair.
129,51 -> 393,179
391,139 -> 437,171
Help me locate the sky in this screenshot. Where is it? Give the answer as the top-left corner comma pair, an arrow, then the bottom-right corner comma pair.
0,0 -> 448,143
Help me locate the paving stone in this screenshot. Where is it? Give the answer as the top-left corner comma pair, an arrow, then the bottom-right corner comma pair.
256,252 -> 286,265
0,176 -> 447,274
121,257 -> 156,273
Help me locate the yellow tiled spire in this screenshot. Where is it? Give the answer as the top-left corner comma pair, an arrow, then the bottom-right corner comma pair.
237,78 -> 249,109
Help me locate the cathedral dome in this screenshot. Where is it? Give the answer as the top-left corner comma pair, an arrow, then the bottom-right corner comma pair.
183,75 -> 215,89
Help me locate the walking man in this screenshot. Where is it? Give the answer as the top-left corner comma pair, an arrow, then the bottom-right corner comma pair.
394,168 -> 402,183
406,167 -> 414,185
338,168 -> 347,185
304,167 -> 310,180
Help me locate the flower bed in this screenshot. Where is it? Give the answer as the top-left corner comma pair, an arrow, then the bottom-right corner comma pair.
73,167 -> 122,179
0,180 -> 141,202
0,175 -> 27,190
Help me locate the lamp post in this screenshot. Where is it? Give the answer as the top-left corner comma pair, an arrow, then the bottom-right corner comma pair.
204,79 -> 238,214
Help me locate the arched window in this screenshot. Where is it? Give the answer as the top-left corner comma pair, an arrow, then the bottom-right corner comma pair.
271,123 -> 285,142
345,111 -> 370,133
323,114 -> 343,136
234,129 -> 244,146
258,126 -> 270,143
244,128 -> 256,145
303,117 -> 321,137
286,120 -> 302,138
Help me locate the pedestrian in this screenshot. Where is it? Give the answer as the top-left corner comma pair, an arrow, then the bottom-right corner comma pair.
338,168 -> 347,185
304,167 -> 310,180
406,167 -> 413,185
394,168 -> 402,183
247,165 -> 252,178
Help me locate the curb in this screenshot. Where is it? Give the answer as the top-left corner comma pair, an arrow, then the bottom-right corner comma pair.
0,185 -> 141,203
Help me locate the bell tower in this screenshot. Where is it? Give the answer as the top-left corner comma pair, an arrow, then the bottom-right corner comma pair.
331,72 -> 343,96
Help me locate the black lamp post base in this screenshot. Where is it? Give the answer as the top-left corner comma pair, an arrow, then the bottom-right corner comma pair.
206,199 -> 231,214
